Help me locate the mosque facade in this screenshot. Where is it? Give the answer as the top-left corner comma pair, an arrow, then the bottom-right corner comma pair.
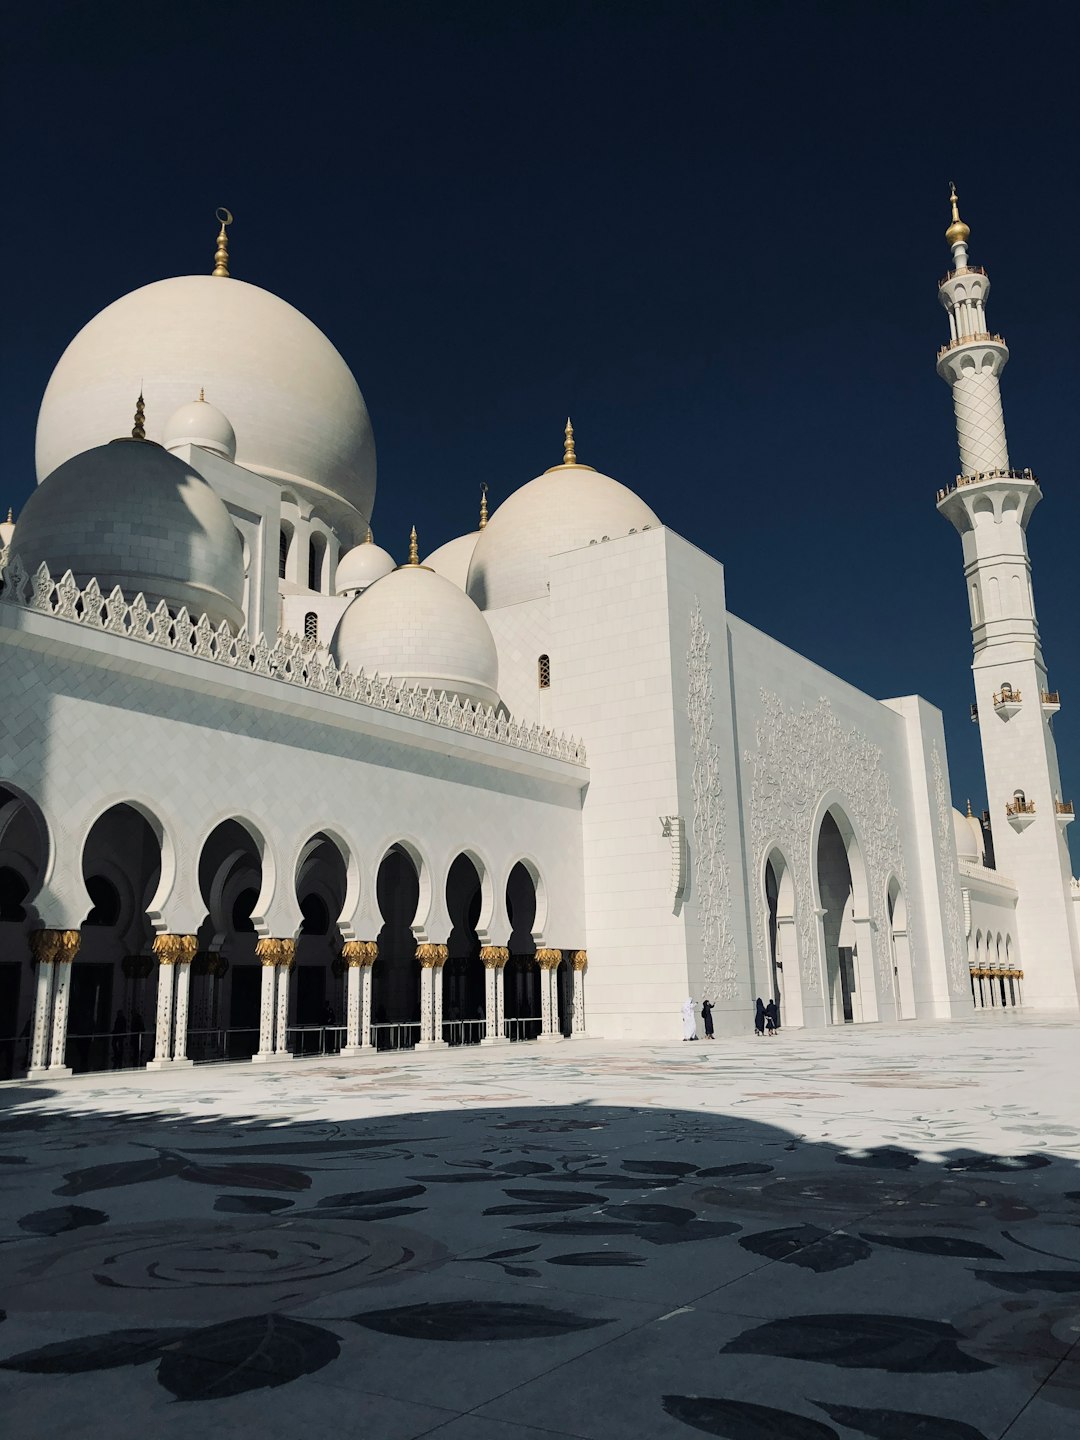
1,196 -> 1077,1080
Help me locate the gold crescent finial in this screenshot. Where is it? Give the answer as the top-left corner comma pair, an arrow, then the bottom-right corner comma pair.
563,417 -> 576,466
213,206 -> 233,277
945,182 -> 970,247
479,481 -> 489,529
132,391 -> 146,441
408,525 -> 420,566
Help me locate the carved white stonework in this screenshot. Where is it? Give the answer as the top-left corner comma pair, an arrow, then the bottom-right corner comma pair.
744,691 -> 913,997
687,604 -> 738,999
0,558 -> 586,766
931,740 -> 969,993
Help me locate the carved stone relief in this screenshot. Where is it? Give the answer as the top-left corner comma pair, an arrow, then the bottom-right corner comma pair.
687,604 -> 738,999
931,740 -> 969,993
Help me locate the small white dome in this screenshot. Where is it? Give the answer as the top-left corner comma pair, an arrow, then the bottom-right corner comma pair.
467,460 -> 659,610
335,536 -> 396,595
331,562 -> 499,708
36,274 -> 376,539
424,530 -> 481,591
952,807 -> 984,862
163,394 -> 237,461
12,438 -> 245,629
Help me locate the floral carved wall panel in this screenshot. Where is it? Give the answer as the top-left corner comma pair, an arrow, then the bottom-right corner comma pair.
931,740 -> 968,993
687,604 -> 739,1000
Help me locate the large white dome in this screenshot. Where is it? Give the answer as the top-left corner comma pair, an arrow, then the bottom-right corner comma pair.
424,529 -> 481,591
467,461 -> 659,610
952,806 -> 985,864
330,562 -> 500,708
12,438 -> 245,630
36,275 -> 376,539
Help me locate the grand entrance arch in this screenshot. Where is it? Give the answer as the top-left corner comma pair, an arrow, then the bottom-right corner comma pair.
764,847 -> 802,1029
815,806 -> 878,1024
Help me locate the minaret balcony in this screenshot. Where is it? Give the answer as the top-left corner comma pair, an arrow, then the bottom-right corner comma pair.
935,467 -> 1039,503
1041,690 -> 1061,715
1005,798 -> 1036,832
993,689 -> 1022,719
937,331 -> 1007,360
1055,801 -> 1074,828
939,265 -> 988,287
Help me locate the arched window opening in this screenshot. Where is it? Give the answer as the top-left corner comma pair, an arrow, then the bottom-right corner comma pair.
83,875 -> 122,928
304,611 -> 318,641
231,886 -> 258,934
538,654 -> 551,689
278,529 -> 289,579
308,534 -> 326,592
1000,680 -> 1013,699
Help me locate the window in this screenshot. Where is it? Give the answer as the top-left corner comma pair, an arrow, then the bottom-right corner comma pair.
304,611 -> 318,641
538,654 -> 551,689
278,529 -> 289,579
308,535 -> 326,592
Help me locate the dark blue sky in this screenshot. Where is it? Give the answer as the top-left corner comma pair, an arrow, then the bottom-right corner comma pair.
3,1 -> 1077,863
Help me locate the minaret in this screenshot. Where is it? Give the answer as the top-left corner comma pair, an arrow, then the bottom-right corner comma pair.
935,186 -> 1079,1010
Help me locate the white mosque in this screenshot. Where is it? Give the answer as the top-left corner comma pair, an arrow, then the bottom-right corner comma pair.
1,193 -> 1077,1081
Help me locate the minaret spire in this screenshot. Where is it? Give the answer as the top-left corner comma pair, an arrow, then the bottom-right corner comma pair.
212,207 -> 233,277
935,193 -> 1079,1011
408,525 -> 420,566
563,417 -> 576,466
479,482 -> 488,529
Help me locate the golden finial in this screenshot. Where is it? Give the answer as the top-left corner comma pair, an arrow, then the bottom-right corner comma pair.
131,391 -> 146,441
563,417 -> 576,466
198,386 -> 205,402
408,525 -> 420,566
212,207 -> 233,277
966,798 -> 973,817
5,507 -> 11,524
945,182 -> 970,247
364,525 -> 373,544
479,482 -> 489,530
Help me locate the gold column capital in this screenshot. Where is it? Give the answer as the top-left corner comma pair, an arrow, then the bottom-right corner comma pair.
480,945 -> 509,969
152,933 -> 191,966
255,937 -> 281,968
30,930 -> 60,965
417,943 -> 449,969
342,940 -> 378,967
276,938 -> 296,969
536,947 -> 563,970
570,949 -> 588,972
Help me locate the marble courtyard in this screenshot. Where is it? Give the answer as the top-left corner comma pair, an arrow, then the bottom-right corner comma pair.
1,1015 -> 1078,1438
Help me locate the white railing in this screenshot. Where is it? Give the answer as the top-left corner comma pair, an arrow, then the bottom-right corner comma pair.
0,555 -> 587,766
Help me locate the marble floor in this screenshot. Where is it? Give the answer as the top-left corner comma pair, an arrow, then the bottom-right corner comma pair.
1,1012 -> 1079,1439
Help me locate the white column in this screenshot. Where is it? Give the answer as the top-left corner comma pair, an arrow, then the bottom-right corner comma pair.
343,953 -> 362,1055
274,942 -> 295,1058
571,952 -> 587,1036
479,947 -> 509,1045
27,933 -> 57,1078
361,961 -> 373,1047
537,950 -> 562,1042
432,959 -> 446,1046
417,964 -> 434,1046
146,937 -> 177,1070
172,947 -> 194,1066
252,940 -> 279,1062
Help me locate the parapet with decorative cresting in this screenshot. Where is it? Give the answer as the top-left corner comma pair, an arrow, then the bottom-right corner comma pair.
0,556 -> 587,767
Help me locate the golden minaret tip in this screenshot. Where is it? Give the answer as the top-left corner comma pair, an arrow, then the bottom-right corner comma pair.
212,207 -> 234,277
479,482 -> 489,530
364,525 -> 373,544
945,182 -> 970,247
966,798 -> 973,817
408,525 -> 420,566
5,507 -> 11,524
563,417 -> 576,466
131,391 -> 146,441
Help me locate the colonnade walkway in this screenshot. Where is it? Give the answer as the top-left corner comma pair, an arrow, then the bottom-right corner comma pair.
2,1013 -> 1077,1438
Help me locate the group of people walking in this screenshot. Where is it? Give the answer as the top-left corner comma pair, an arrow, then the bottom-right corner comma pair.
680,995 -> 780,1041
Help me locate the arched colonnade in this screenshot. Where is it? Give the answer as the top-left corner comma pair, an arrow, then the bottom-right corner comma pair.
0,782 -> 587,1080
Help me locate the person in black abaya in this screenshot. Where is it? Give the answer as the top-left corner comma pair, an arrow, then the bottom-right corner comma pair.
701,999 -> 715,1039
754,997 -> 766,1037
764,998 -> 779,1036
